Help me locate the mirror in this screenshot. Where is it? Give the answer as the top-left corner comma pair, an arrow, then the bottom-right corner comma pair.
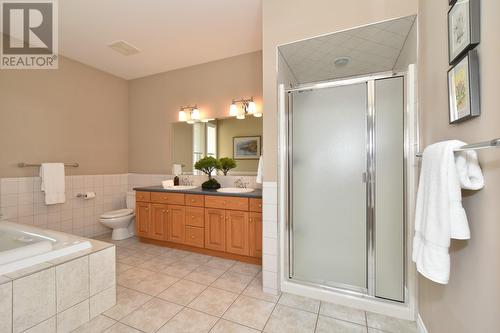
172,116 -> 263,175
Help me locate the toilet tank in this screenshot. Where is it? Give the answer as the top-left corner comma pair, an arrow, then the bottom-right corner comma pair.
126,191 -> 136,210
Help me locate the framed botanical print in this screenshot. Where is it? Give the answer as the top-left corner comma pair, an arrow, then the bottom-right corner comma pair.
448,49 -> 480,124
448,0 -> 480,64
233,136 -> 261,159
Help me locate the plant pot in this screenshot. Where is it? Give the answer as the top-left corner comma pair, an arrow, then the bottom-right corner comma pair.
201,178 -> 221,189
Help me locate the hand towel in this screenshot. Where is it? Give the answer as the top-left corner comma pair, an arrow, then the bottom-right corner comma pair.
40,163 -> 66,205
256,155 -> 263,184
162,180 -> 174,188
412,140 -> 484,284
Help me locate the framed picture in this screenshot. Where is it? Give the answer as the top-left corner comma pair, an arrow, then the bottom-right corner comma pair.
233,136 -> 261,159
448,49 -> 480,124
448,0 -> 480,64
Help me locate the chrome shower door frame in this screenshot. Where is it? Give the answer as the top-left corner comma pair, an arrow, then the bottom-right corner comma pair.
280,72 -> 407,299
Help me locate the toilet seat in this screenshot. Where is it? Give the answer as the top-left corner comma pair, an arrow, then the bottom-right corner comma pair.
100,208 -> 134,219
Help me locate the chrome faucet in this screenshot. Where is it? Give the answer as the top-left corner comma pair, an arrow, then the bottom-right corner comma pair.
234,177 -> 249,189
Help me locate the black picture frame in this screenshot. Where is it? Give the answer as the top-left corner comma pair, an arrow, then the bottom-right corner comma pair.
448,0 -> 480,65
448,49 -> 480,124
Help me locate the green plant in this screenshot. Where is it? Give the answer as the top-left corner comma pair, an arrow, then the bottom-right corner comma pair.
194,156 -> 221,189
218,157 -> 237,175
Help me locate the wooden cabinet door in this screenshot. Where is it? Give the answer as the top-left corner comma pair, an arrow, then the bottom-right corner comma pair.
226,210 -> 249,256
150,204 -> 168,240
204,208 -> 226,251
135,202 -> 151,237
167,205 -> 185,243
249,212 -> 262,257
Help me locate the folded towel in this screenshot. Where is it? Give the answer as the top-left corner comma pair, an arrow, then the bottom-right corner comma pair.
256,155 -> 263,184
162,180 -> 174,188
40,163 -> 66,205
412,140 -> 484,284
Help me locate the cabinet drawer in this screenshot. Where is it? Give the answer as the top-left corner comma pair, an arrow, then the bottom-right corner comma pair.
135,191 -> 151,202
185,207 -> 204,227
249,198 -> 262,212
186,194 -> 204,207
205,195 -> 249,211
185,226 -> 204,248
151,192 -> 185,205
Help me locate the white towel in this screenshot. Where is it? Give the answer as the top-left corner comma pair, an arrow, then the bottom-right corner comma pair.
412,140 -> 484,284
162,180 -> 174,188
40,163 -> 66,205
256,155 -> 263,184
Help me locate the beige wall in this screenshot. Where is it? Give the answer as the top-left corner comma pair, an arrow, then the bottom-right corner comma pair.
263,0 -> 418,181
128,51 -> 263,174
0,56 -> 129,178
217,117 -> 263,173
418,0 -> 500,332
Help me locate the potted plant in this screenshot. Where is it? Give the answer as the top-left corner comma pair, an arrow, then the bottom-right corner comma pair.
194,156 -> 222,189
218,157 -> 237,176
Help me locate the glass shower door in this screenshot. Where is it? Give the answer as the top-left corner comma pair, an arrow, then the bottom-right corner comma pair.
290,83 -> 368,291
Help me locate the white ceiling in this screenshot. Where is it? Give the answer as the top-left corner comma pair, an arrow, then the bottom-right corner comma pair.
57,0 -> 262,79
279,16 -> 416,84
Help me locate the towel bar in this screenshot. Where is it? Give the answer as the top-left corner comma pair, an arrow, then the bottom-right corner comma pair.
18,162 -> 79,168
416,138 -> 500,157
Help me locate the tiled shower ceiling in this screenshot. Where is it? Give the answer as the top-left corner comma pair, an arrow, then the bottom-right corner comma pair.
279,16 -> 416,84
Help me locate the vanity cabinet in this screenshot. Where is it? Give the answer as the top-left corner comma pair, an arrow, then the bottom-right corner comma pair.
249,212 -> 262,257
135,190 -> 262,262
135,201 -> 151,237
205,208 -> 226,251
166,205 -> 185,243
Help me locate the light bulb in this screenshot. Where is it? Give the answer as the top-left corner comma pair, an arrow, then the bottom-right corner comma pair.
236,114 -> 245,120
191,108 -> 200,120
229,103 -> 238,117
253,112 -> 262,118
179,110 -> 187,122
247,101 -> 256,114
187,120 -> 195,124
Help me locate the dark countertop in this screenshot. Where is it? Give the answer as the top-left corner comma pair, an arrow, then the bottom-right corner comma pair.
133,185 -> 262,199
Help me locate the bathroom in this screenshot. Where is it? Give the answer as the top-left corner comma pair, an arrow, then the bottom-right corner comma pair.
1,0 -> 499,332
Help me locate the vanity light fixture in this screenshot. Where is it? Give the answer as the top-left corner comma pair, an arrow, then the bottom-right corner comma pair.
229,97 -> 262,119
179,105 -> 203,124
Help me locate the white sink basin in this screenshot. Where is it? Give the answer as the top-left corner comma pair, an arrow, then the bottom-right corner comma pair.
162,185 -> 198,190
216,187 -> 255,194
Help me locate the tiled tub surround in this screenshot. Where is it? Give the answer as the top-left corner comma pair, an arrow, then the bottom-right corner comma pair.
77,233 -> 417,333
0,239 -> 116,333
0,173 -> 261,238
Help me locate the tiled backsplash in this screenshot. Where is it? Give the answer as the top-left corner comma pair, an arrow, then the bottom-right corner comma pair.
0,173 -> 261,237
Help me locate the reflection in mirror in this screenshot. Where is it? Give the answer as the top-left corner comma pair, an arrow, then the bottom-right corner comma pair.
172,117 -> 262,175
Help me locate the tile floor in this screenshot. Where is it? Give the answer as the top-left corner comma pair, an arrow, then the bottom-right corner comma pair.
75,234 -> 417,333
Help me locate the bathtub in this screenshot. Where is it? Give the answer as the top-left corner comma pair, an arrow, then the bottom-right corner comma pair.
0,221 -> 92,276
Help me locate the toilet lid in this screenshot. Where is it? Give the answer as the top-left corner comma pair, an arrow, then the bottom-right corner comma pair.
100,208 -> 134,219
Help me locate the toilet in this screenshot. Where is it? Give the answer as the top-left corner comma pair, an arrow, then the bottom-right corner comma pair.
100,191 -> 136,240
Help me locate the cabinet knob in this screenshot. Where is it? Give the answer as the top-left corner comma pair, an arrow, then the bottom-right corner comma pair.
259,204 -> 262,208
191,216 -> 195,218
162,210 -> 166,213
191,199 -> 195,202
191,235 -> 195,239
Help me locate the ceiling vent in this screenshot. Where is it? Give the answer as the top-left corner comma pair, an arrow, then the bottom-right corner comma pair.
108,40 -> 141,56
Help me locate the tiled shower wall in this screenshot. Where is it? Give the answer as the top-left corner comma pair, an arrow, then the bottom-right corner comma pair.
0,173 -> 261,237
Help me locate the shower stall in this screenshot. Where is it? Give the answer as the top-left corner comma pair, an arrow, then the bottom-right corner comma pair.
277,15 -> 418,310
284,75 -> 405,302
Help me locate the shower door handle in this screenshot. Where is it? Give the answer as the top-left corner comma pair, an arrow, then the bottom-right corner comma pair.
362,172 -> 368,183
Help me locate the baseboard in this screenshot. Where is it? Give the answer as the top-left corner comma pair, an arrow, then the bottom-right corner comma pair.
417,313 -> 429,333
